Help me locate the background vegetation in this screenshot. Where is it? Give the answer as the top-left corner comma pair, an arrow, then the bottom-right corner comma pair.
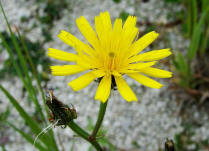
0,0 -> 208,150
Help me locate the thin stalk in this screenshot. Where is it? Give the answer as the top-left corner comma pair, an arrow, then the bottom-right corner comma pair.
0,3 -> 58,150
0,2 -> 45,121
0,33 -> 43,116
200,27 -> 209,57
16,30 -> 46,101
68,121 -> 103,151
17,24 -> 59,151
16,30 -> 49,115
90,101 -> 108,140
15,11 -> 59,151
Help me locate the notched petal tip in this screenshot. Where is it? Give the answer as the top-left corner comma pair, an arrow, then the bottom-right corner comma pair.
57,30 -> 68,38
100,11 -> 110,16
166,72 -> 173,78
76,16 -> 85,24
166,48 -> 172,56
157,84 -> 163,89
128,73 -> 164,89
68,82 -> 78,92
151,31 -> 159,36
126,97 -> 138,102
147,31 -> 159,41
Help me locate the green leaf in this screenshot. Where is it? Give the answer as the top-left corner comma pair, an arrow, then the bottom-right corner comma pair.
0,107 -> 10,122
0,2 -> 45,121
0,33 -> 33,105
176,53 -> 188,76
191,0 -> 197,28
16,30 -> 48,115
0,3 -> 58,151
200,27 -> 209,57
188,7 -> 209,60
0,85 -> 41,133
7,122 -> 48,151
202,0 -> 209,12
1,146 -> 7,151
0,85 -> 56,151
186,0 -> 198,36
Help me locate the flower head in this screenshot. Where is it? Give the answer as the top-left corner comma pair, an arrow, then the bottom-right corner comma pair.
48,12 -> 172,103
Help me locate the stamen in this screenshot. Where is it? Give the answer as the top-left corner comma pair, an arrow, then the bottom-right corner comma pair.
109,52 -> 115,58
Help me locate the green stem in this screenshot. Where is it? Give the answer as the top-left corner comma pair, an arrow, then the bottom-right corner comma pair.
68,121 -> 103,151
91,101 -> 108,140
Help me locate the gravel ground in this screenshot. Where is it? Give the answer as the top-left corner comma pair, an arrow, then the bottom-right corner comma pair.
0,0 -> 208,151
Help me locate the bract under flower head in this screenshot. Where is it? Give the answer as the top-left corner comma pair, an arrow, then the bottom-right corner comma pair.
48,11 -> 172,103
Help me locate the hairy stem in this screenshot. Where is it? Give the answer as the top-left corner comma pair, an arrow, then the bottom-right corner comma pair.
90,101 -> 108,140
68,121 -> 103,151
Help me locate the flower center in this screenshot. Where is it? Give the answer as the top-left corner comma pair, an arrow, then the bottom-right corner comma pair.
109,52 -> 115,58
106,52 -> 116,72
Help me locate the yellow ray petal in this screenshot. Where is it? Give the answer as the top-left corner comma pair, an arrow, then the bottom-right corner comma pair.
123,16 -> 137,30
115,76 -> 137,102
48,48 -> 77,62
58,30 -> 96,56
76,16 -> 100,49
120,27 -> 138,54
95,12 -> 112,39
95,12 -> 112,53
107,19 -> 122,54
113,19 -> 122,34
139,67 -> 172,78
68,70 -> 105,91
99,12 -> 112,32
129,31 -> 159,56
76,54 -> 94,68
126,61 -> 157,70
95,75 -> 111,103
120,16 -> 138,52
129,48 -> 172,63
58,30 -> 82,53
119,61 -> 156,74
128,73 -> 163,89
50,65 -> 88,76
95,16 -> 103,41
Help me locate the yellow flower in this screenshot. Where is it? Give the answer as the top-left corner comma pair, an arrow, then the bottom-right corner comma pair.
48,11 -> 172,103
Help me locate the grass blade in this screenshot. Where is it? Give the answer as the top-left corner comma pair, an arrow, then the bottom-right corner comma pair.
200,27 -> 209,57
176,53 -> 188,76
15,15 -> 59,151
186,0 -> 197,36
0,1 -> 45,121
0,85 -> 57,150
0,3 -> 58,150
202,0 -> 209,12
191,0 -> 197,28
188,7 -> 209,60
0,84 -> 41,134
0,32 -> 44,120
16,29 -> 49,116
7,122 -> 48,151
